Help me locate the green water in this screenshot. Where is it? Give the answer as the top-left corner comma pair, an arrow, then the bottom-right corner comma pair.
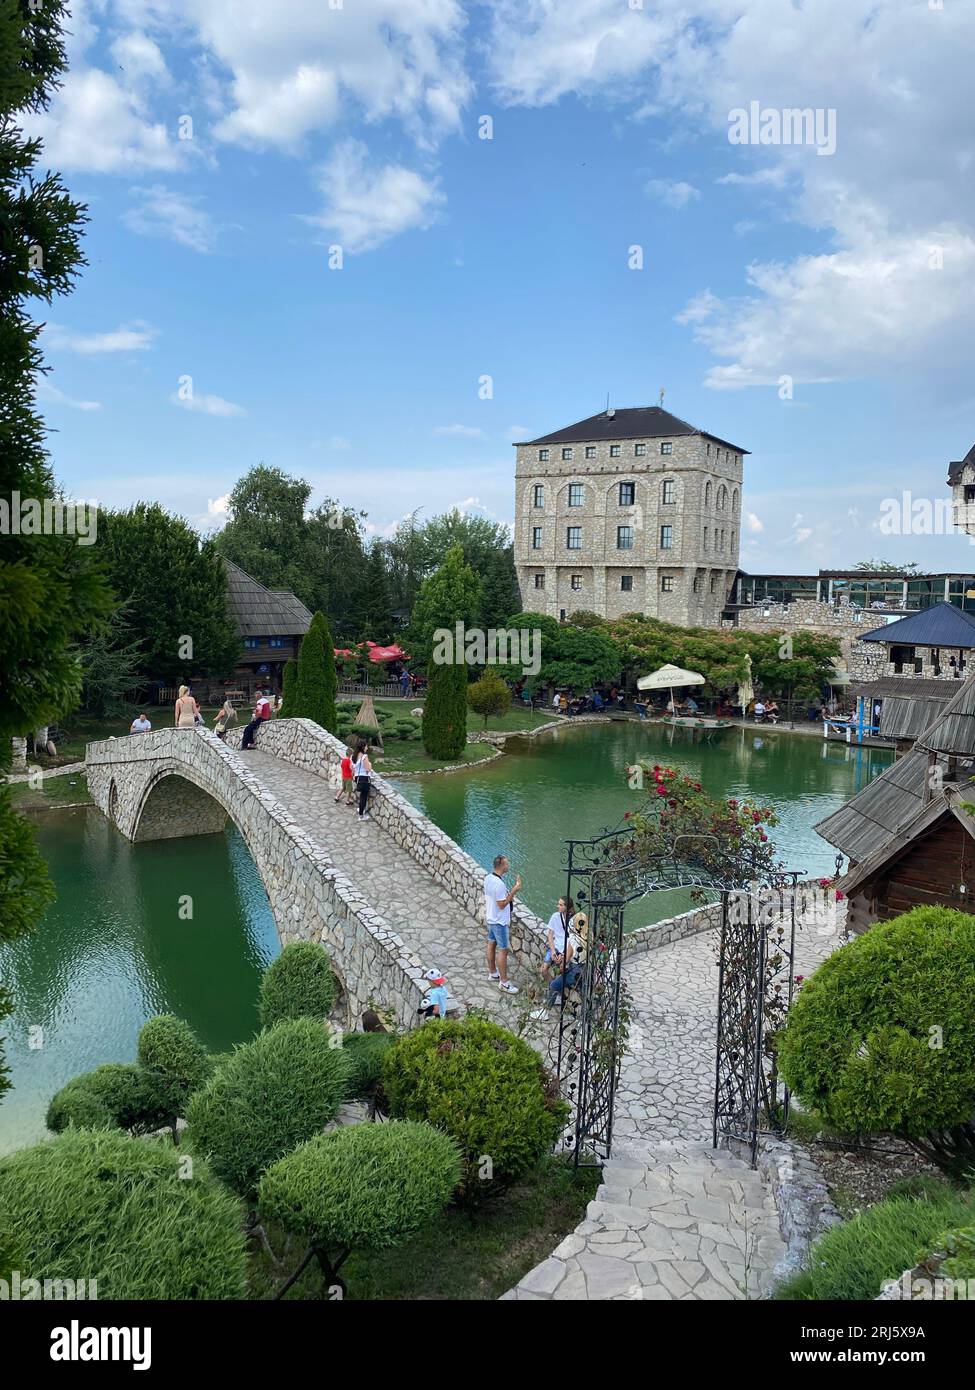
0,810 -> 279,1154
392,722 -> 893,922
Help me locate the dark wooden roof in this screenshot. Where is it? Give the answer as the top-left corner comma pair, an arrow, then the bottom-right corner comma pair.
947,443 -> 975,485
878,697 -> 953,742
517,407 -> 749,454
858,601 -> 975,648
817,671 -> 975,861
223,560 -> 313,638
849,677 -> 955,700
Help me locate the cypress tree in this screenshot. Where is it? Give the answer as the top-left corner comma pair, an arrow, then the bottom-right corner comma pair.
293,612 -> 338,733
279,659 -> 298,718
423,660 -> 469,759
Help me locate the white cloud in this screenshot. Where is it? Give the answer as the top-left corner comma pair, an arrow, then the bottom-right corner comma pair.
647,178 -> 700,210
504,424 -> 530,440
123,185 -> 218,253
328,435 -> 352,451
23,67 -> 181,173
44,321 -> 156,355
433,423 -> 484,438
171,390 -> 246,418
746,512 -> 763,533
307,140 -> 444,254
110,31 -> 170,85
34,376 -> 101,411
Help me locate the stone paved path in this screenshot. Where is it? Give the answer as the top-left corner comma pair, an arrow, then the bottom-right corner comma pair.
245,750 -> 525,1022
505,919 -> 841,1300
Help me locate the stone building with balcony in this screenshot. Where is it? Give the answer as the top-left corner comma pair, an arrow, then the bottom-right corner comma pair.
513,406 -> 746,625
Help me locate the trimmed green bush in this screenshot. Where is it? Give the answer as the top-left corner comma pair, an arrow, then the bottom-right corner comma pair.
342,1030 -> 395,1100
279,658 -> 298,718
137,1013 -> 210,1119
258,941 -> 337,1029
293,611 -> 338,732
185,1017 -> 351,1200
777,907 -> 975,1172
381,1017 -> 567,1192
467,672 -> 511,728
0,1128 -> 247,1299
259,1120 -> 461,1255
776,1187 -> 975,1301
46,1063 -> 172,1136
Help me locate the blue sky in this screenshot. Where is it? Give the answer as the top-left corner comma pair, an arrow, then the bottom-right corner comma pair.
31,0 -> 975,572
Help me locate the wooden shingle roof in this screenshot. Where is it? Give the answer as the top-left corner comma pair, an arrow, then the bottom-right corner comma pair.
223,560 -> 313,638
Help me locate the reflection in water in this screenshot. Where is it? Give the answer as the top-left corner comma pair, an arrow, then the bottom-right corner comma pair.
391,722 -> 892,923
0,811 -> 279,1154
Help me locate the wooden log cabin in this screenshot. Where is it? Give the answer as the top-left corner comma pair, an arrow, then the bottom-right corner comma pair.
817,674 -> 975,930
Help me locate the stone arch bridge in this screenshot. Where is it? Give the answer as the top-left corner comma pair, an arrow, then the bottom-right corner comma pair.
86,720 -> 548,1028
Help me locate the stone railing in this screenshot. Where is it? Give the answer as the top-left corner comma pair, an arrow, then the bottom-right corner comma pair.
625,901 -> 723,955
225,719 -> 551,970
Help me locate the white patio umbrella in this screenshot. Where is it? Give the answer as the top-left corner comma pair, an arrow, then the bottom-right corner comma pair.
736,652 -> 754,719
637,662 -> 706,714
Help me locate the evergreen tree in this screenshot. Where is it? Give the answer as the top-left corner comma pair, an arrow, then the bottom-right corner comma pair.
409,544 -> 482,668
423,660 -> 468,759
0,0 -> 112,1106
359,543 -> 393,641
97,505 -> 239,685
293,612 -> 337,733
279,659 -> 298,718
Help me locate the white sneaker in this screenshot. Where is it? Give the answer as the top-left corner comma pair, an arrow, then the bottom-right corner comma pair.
487,971 -> 500,981
498,980 -> 519,994
530,1007 -> 549,1021
358,814 -> 372,822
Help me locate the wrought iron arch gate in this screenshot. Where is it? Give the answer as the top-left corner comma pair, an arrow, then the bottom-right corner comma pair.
553,826 -> 801,1168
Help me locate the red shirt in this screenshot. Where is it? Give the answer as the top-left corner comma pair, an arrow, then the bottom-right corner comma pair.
340,756 -> 353,780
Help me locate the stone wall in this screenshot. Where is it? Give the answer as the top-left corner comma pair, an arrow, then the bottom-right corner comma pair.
733,598 -> 869,671
86,726 -> 431,1030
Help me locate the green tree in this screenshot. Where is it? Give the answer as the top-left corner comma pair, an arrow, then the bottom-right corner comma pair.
359,542 -> 393,641
78,605 -> 144,718
409,543 -> 482,668
214,465 -> 311,597
292,611 -> 337,732
467,672 -> 511,728
0,0 -> 112,1107
499,612 -> 621,690
415,511 -> 517,628
424,660 -> 469,758
97,504 -> 239,685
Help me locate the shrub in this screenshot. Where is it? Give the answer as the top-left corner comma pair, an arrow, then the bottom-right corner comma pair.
279,658 -> 298,718
292,611 -> 338,732
137,1013 -> 210,1119
776,1187 -> 975,1301
259,1120 -> 461,1261
258,941 -> 337,1029
46,1063 -> 173,1136
423,660 -> 468,759
777,907 -> 975,1172
467,672 -> 511,728
0,1128 -> 247,1299
938,1225 -> 975,1282
342,1030 -> 395,1101
381,1017 -> 567,1192
185,1017 -> 350,1200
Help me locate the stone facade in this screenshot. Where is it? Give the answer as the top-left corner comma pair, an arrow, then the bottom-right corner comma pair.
514,411 -> 743,626
85,721 -> 550,1030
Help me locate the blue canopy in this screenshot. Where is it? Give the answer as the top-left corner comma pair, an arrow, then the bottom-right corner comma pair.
859,601 -> 975,649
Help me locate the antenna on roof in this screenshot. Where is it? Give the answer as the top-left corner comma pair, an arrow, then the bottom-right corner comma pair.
658,387 -> 665,407
605,392 -> 610,414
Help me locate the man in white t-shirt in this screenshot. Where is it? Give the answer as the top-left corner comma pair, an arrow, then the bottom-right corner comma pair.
483,854 -> 521,994
130,713 -> 152,734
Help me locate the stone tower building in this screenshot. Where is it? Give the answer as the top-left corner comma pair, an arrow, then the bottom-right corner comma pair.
513,406 -> 747,626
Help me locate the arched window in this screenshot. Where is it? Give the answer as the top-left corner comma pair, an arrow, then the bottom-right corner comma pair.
718,484 -> 727,511
705,481 -> 712,507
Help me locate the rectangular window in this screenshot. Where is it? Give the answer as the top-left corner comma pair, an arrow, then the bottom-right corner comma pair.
538,448 -> 549,461
562,447 -> 573,460
570,574 -> 582,591
534,573 -> 545,590
617,526 -> 634,550
566,526 -> 582,550
660,525 -> 673,549
532,484 -> 544,507
693,576 -> 701,593
661,441 -> 673,455
269,636 -> 284,648
634,443 -> 646,457
661,576 -> 674,593
620,575 -> 633,592
710,576 -> 717,593
531,526 -> 543,549
585,446 -> 596,459
966,485 -> 975,504
244,638 -> 260,650
610,444 -> 621,458
661,479 -> 675,505
568,483 -> 584,507
619,481 -> 635,506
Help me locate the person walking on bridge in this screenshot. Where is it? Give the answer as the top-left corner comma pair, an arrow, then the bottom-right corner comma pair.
353,739 -> 373,821
174,686 -> 198,729
483,854 -> 520,994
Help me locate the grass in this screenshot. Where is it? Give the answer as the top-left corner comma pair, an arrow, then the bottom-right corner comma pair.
372,742 -> 498,774
775,1183 -> 975,1300
9,772 -> 91,810
358,698 -> 549,735
248,1154 -> 601,1301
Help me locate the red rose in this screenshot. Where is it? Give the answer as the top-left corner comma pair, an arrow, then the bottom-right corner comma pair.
656,785 -> 667,796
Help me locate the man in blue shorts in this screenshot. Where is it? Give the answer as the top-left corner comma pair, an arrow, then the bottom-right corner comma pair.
483,853 -> 521,994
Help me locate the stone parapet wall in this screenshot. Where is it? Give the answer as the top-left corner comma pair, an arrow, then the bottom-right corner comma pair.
86,726 -> 429,1030
624,901 -> 723,954
224,719 -> 551,970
